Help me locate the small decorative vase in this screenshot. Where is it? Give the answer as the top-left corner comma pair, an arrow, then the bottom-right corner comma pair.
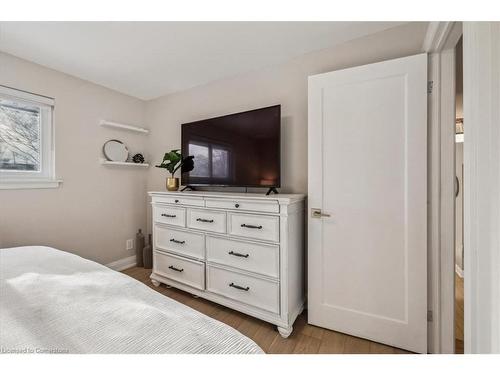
143,234 -> 153,269
166,177 -> 179,191
135,229 -> 144,267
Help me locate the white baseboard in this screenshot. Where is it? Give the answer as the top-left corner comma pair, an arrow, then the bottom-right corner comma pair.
106,255 -> 136,271
455,264 -> 464,278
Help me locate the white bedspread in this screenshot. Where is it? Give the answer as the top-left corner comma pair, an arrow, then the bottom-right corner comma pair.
0,246 -> 263,354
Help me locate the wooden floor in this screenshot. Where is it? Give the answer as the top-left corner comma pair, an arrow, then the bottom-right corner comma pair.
455,273 -> 464,354
123,267 -> 411,354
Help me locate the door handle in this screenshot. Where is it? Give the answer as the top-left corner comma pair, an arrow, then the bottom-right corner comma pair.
311,208 -> 331,218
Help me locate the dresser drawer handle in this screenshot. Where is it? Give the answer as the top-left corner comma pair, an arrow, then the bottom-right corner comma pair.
240,224 -> 262,229
196,218 -> 214,223
174,199 -> 180,203
229,282 -> 250,291
170,238 -> 185,244
235,203 -> 240,208
168,265 -> 184,272
161,213 -> 177,218
228,251 -> 249,258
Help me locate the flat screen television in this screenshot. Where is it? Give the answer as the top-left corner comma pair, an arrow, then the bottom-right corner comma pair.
181,105 -> 281,188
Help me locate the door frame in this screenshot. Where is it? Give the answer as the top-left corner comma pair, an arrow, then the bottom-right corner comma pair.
423,21 -> 462,354
462,22 -> 500,354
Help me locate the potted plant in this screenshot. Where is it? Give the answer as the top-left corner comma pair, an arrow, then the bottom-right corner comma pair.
155,150 -> 194,191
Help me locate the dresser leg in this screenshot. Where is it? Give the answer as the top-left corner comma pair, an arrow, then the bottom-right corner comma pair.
151,279 -> 161,287
277,326 -> 293,338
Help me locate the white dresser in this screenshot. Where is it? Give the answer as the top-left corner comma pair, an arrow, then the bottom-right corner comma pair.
149,191 -> 305,337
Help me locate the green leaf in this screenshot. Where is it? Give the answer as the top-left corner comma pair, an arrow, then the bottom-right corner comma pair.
155,149 -> 184,176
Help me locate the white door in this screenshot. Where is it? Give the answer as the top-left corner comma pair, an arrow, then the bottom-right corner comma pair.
308,53 -> 428,353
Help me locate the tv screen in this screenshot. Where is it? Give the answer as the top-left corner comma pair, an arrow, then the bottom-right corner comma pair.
181,105 -> 281,188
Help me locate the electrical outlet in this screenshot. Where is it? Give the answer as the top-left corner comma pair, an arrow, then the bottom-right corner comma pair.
126,239 -> 134,250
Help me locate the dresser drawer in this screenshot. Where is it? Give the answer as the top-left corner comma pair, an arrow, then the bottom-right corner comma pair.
206,236 -> 279,278
154,205 -> 186,227
155,226 -> 205,260
205,199 -> 279,213
207,265 -> 279,314
187,209 -> 226,234
154,251 -> 205,290
154,195 -> 205,207
228,213 -> 279,242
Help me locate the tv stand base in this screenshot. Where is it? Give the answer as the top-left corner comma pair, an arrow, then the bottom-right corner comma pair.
181,185 -> 197,192
265,187 -> 279,195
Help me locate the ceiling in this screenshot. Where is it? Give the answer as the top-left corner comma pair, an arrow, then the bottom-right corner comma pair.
0,22 -> 405,100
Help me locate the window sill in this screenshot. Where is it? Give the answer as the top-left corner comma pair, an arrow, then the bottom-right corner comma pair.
0,179 -> 63,190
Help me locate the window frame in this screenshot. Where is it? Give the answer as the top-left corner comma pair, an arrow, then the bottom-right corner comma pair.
0,85 -> 60,189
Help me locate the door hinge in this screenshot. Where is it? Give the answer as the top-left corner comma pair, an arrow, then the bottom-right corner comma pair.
427,81 -> 434,94
427,310 -> 433,322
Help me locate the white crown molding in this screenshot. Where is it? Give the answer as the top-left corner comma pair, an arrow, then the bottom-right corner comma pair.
106,255 -> 136,271
422,22 -> 455,53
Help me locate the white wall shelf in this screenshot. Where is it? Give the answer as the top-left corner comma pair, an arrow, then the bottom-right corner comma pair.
100,160 -> 149,168
100,120 -> 149,134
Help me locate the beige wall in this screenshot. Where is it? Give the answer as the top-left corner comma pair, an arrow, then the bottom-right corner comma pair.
146,22 -> 428,195
1,22 -> 428,264
0,52 -> 148,264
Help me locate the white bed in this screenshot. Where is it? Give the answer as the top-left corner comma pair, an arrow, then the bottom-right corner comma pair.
0,246 -> 263,354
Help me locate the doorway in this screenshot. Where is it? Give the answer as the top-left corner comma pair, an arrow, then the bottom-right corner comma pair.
454,36 -> 464,354
430,21 -> 499,354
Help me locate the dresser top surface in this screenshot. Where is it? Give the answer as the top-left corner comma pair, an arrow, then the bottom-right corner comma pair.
148,190 -> 305,203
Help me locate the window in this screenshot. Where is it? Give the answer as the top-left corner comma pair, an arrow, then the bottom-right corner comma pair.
0,86 -> 59,189
212,147 -> 229,178
189,143 -> 210,177
188,141 -> 230,179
